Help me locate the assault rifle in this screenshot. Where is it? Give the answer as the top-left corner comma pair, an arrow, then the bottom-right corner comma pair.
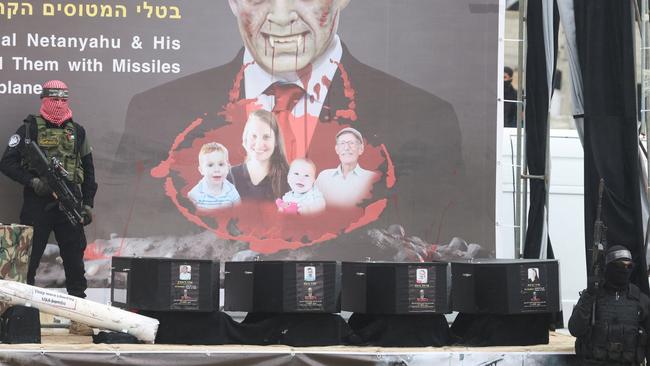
589,179 -> 607,325
589,178 -> 607,292
25,140 -> 84,226
590,178 -> 607,288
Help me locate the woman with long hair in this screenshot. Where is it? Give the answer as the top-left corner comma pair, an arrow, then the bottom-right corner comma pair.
230,110 -> 290,200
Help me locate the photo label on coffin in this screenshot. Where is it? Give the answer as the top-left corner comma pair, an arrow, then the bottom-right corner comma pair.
296,263 -> 325,311
170,263 -> 200,310
408,265 -> 438,312
520,265 -> 548,312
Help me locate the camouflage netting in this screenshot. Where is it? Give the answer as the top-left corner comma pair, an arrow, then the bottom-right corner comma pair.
0,224 -> 33,315
0,224 -> 33,283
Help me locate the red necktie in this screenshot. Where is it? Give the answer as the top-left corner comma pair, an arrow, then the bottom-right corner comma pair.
265,83 -> 305,161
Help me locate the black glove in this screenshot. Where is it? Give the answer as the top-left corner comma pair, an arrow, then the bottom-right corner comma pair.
81,205 -> 93,226
30,177 -> 52,197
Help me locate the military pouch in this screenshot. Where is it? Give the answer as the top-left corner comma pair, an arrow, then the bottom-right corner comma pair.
618,326 -> 638,363
607,341 -> 624,362
34,117 -> 84,184
575,327 -> 595,358
636,327 -> 647,363
591,323 -> 608,360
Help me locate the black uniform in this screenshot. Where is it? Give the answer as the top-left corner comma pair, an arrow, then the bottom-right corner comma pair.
0,115 -> 97,298
503,80 -> 518,128
569,283 -> 650,365
569,245 -> 650,366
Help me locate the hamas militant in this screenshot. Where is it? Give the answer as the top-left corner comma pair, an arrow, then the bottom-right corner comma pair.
27,33 -> 121,52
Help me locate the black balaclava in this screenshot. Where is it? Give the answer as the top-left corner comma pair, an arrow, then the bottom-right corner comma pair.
504,66 -> 514,87
604,245 -> 634,290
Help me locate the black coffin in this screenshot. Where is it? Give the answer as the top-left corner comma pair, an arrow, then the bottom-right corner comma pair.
451,259 -> 560,314
341,261 -> 451,314
110,256 -> 220,312
224,261 -> 341,313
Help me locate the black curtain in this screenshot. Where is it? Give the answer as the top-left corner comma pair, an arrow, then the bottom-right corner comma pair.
574,0 -> 648,294
523,0 -> 559,259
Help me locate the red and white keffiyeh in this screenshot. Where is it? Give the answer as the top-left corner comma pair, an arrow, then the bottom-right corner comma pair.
40,80 -> 72,126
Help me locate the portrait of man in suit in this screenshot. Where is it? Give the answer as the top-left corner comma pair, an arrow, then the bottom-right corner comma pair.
109,0 -> 464,258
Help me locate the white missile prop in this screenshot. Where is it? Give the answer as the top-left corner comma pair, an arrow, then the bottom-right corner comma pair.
0,280 -> 159,343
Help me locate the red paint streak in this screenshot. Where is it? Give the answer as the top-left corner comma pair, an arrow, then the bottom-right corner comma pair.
229,61 -> 254,103
272,46 -> 275,77
297,63 -> 313,90
345,199 -> 388,233
299,113 -> 326,159
319,1 -> 333,27
162,115 -> 391,253
319,10 -> 329,27
220,98 -> 260,126
380,144 -> 396,188
163,144 -> 391,253
165,177 -> 212,230
154,59 -> 398,254
321,75 -> 331,88
304,96 -> 308,156
151,117 -> 204,178
84,241 -> 107,260
335,110 -> 357,120
331,59 -> 357,121
334,60 -> 355,101
313,83 -> 321,101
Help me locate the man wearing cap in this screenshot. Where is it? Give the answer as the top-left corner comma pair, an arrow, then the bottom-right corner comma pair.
0,81 -> 97,319
569,245 -> 650,365
316,127 -> 378,208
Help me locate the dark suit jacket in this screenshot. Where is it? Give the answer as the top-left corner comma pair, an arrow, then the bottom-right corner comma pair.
104,45 -> 463,260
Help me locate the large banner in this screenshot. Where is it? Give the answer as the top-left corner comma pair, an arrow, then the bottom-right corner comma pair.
0,0 -> 499,286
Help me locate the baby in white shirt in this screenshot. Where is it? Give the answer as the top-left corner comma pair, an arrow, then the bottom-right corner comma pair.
276,158 -> 326,215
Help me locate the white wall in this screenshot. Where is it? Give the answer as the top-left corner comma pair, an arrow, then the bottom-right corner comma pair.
497,128 -> 586,325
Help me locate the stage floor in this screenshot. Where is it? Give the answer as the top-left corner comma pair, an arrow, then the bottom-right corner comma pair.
0,329 -> 578,366
26,328 -> 575,352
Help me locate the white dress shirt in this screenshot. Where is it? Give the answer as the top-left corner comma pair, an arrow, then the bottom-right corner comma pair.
243,36 -> 343,159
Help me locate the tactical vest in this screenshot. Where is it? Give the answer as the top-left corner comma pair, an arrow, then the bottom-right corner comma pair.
32,116 -> 84,184
576,286 -> 647,364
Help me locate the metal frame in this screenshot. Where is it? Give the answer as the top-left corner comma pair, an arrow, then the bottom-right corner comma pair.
641,0 -> 650,198
505,0 -> 555,259
636,0 -> 650,258
513,0 -> 528,258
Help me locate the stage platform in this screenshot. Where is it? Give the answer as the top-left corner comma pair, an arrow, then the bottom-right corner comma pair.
0,329 -> 578,365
